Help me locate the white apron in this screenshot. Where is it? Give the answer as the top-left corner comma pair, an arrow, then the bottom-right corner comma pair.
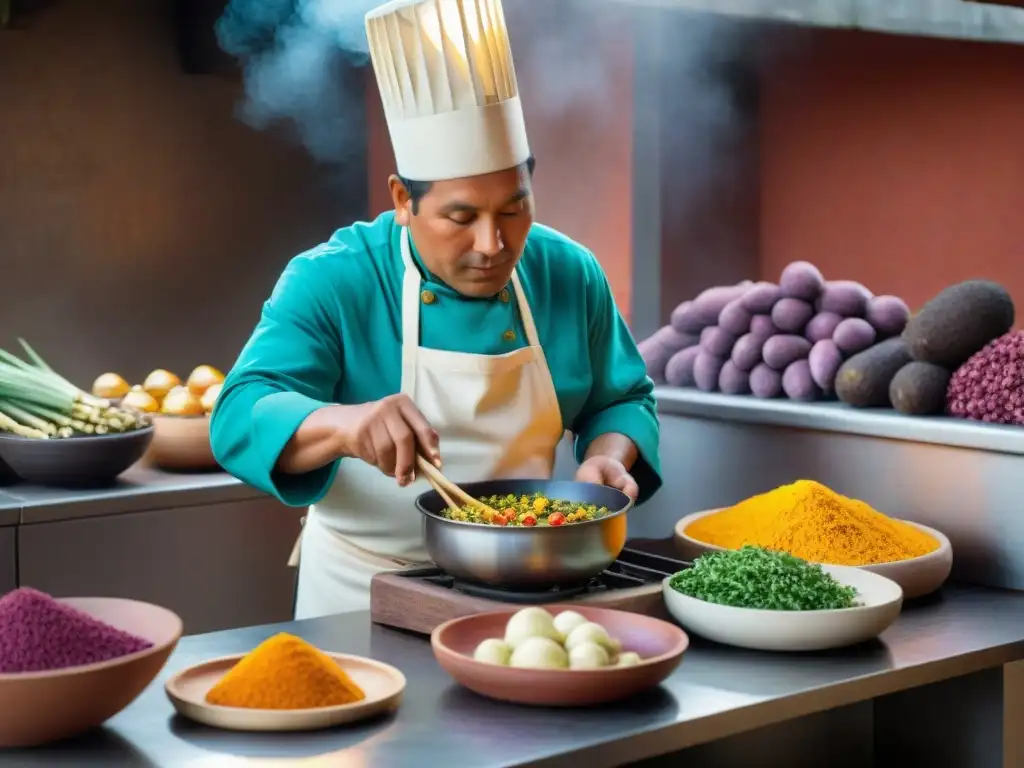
290,227 -> 564,620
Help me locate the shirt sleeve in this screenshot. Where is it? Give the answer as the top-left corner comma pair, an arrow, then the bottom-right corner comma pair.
571,252 -> 663,505
209,251 -> 343,507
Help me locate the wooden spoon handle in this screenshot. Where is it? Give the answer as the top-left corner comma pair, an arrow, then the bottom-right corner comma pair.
415,455 -> 497,517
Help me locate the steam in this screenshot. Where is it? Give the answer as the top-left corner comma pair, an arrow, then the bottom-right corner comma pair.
216,0 -> 752,172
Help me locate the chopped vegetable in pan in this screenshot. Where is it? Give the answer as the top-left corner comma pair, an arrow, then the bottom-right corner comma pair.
441,493 -> 613,527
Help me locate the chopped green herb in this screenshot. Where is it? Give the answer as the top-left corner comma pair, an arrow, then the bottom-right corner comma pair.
668,546 -> 860,611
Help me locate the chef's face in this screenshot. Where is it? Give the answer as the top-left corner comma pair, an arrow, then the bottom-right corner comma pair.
390,164 -> 535,298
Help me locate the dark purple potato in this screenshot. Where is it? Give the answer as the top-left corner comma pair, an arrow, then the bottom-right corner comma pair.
750,363 -> 783,398
762,335 -> 813,371
782,359 -> 820,401
719,361 -> 751,395
805,312 -> 843,343
686,283 -> 752,329
652,324 -> 699,351
779,261 -> 825,301
866,295 -> 911,337
740,282 -> 783,314
771,298 -> 815,334
818,280 -> 872,317
699,326 -> 738,358
731,333 -> 765,371
719,298 -> 753,336
749,314 -> 778,339
693,352 -> 725,392
808,339 -> 844,393
665,346 -> 700,387
833,317 -> 877,355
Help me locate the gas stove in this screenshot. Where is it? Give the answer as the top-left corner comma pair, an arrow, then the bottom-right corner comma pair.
369,540 -> 690,635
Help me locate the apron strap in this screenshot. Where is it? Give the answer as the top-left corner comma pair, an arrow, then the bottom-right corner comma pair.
400,227 -> 420,396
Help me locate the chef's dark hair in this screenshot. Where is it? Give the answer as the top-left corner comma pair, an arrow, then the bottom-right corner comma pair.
399,155 -> 536,215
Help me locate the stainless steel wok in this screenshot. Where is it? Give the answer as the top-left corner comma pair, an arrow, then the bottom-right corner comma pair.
415,479 -> 633,591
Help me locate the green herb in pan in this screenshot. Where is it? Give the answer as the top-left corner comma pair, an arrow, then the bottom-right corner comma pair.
668,546 -> 860,611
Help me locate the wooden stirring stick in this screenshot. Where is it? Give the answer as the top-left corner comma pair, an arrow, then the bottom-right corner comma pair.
416,454 -> 499,520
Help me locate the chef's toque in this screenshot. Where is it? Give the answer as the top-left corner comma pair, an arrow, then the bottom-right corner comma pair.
365,0 -> 531,182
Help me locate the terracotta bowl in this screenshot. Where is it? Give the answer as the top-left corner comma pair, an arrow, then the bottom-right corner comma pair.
675,508 -> 954,599
142,414 -> 219,472
0,597 -> 183,748
0,427 -> 154,488
431,605 -> 688,707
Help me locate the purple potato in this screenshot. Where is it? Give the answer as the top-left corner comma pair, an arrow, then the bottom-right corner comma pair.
749,314 -> 778,339
762,335 -> 813,371
833,317 -> 877,355
665,346 -> 700,387
685,283 -> 753,329
750,363 -> 783,398
779,261 -> 826,301
731,332 -> 765,371
670,300 -> 704,335
699,326 -> 738,358
782,359 -> 820,401
740,282 -> 783,314
808,339 -> 844,393
818,280 -> 872,317
638,326 -> 699,381
719,298 -> 753,336
866,295 -> 911,337
693,352 -> 725,392
719,361 -> 751,395
805,312 -> 843,343
770,298 -> 815,334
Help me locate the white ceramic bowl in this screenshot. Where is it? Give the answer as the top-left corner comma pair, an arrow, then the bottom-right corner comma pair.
662,564 -> 903,652
674,509 -> 953,599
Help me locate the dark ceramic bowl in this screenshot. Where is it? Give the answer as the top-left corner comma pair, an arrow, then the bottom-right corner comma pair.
0,457 -> 18,486
0,427 -> 155,488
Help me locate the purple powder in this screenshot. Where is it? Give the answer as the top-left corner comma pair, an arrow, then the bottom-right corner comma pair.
0,588 -> 153,673
947,330 -> 1024,425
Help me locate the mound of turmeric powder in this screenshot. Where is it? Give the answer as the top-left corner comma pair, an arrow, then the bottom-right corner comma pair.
685,480 -> 939,566
205,632 -> 365,709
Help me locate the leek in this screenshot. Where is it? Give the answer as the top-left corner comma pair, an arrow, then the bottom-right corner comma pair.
0,341 -> 150,439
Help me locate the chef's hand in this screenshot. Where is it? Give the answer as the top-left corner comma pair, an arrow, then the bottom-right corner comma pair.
575,456 -> 639,501
339,395 -> 441,487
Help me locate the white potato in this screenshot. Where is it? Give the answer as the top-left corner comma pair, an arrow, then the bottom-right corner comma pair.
615,651 -> 642,667
509,636 -> 569,670
553,610 -> 588,637
568,641 -> 610,670
473,638 -> 512,666
504,607 -> 562,648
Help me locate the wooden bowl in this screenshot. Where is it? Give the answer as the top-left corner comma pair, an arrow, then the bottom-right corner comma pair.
431,606 -> 688,707
0,597 -> 182,747
675,508 -> 954,599
0,427 -> 154,488
143,414 -> 218,472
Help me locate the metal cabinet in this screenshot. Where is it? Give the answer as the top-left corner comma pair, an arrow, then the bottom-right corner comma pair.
18,498 -> 303,635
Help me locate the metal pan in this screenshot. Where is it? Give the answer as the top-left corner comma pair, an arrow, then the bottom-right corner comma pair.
415,479 -> 633,591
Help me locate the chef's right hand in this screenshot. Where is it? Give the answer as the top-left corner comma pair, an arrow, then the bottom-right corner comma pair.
339,394 -> 441,486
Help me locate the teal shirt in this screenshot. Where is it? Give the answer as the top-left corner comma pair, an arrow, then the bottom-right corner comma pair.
210,211 -> 662,507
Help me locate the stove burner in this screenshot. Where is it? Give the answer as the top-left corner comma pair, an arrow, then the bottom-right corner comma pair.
451,580 -> 589,603
397,545 -> 691,603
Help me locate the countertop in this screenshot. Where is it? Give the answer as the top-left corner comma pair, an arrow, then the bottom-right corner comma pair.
628,0 -> 1024,44
0,464 -> 255,525
8,584 -> 1024,768
655,386 -> 1024,456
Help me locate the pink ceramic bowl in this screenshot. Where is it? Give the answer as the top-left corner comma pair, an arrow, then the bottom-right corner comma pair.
432,605 -> 688,707
0,597 -> 183,747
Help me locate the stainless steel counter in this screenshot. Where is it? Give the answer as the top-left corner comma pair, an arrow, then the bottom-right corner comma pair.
1,464 -> 252,524
655,387 -> 1024,455
4,585 -> 1022,767
636,388 -> 1024,594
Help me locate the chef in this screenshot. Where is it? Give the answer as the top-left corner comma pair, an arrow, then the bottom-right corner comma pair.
210,0 -> 662,620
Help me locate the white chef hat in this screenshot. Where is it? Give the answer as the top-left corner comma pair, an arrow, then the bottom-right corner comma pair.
365,0 -> 531,182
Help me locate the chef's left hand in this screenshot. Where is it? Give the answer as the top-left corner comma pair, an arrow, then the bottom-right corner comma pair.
575,456 -> 639,501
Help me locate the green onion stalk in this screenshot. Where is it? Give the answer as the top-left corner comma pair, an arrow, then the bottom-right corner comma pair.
0,339 -> 151,439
